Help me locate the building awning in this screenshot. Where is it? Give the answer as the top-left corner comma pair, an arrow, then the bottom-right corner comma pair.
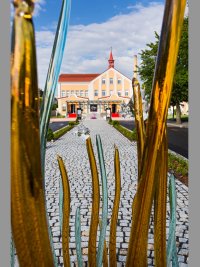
98,94 -> 130,102
58,94 -> 89,102
58,94 -> 130,104
98,99 -> 122,103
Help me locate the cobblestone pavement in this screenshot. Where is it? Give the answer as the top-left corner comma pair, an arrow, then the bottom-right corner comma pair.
15,118 -> 189,266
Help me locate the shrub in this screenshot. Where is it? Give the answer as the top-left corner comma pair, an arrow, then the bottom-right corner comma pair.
111,122 -> 137,142
53,125 -> 73,140
51,113 -> 65,118
52,103 -> 58,110
131,129 -> 137,141
168,153 -> 188,176
46,121 -> 80,142
47,128 -> 54,141
112,120 -> 119,126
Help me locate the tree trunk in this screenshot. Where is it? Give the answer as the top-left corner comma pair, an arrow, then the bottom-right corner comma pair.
172,106 -> 174,120
176,102 -> 182,124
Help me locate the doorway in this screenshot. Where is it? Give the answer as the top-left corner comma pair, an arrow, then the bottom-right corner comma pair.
70,104 -> 76,113
112,104 -> 116,113
90,104 -> 98,112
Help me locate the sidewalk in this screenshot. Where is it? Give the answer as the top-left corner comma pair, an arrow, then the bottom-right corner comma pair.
167,120 -> 188,128
50,117 -> 76,122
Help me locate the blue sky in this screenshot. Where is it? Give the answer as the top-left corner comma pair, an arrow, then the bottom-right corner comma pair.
34,0 -> 160,29
11,0 -> 187,91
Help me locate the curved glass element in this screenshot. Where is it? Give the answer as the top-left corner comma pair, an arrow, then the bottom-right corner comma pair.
40,0 -> 72,173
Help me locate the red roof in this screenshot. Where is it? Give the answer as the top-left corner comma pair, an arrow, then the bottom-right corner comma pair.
59,74 -> 100,82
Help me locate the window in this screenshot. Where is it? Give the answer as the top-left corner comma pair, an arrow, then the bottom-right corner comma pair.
94,90 -> 98,96
125,91 -> 129,96
61,91 -> 66,97
118,91 -> 122,96
90,104 -> 98,112
71,90 -> 74,95
110,78 -> 113,84
102,90 -> 106,96
76,90 -> 80,96
102,78 -> 106,84
118,79 -> 121,84
66,91 -> 70,97
80,90 -> 84,97
110,90 -> 113,96
85,90 -> 88,97
62,104 -> 66,111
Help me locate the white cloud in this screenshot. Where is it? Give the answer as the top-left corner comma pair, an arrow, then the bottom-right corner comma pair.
33,0 -> 46,17
35,2 -> 165,90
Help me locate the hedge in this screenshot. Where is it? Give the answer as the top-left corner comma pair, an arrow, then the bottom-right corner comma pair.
108,119 -> 137,142
47,121 -> 79,141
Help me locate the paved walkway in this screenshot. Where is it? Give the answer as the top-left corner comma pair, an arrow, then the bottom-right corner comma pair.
43,118 -> 189,266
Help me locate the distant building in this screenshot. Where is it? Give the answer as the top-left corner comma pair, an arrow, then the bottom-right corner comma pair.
180,101 -> 189,115
57,51 -> 136,117
168,102 -> 189,116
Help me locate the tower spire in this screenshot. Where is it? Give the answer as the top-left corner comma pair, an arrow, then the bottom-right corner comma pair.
108,48 -> 114,68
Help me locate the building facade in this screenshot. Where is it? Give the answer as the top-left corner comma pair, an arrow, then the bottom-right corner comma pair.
57,51 -> 134,117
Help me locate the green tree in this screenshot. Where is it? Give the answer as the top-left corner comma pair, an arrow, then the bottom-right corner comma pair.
171,17 -> 188,123
52,103 -> 58,111
128,98 -> 134,115
138,32 -> 160,101
138,17 -> 188,124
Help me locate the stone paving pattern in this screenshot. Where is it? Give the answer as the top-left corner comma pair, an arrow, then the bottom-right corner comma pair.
44,118 -> 189,266
15,118 -> 189,266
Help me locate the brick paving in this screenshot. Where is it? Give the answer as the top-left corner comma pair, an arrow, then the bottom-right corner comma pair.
15,118 -> 189,266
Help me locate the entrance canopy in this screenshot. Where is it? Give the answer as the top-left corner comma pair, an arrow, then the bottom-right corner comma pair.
98,94 -> 130,103
65,94 -> 89,103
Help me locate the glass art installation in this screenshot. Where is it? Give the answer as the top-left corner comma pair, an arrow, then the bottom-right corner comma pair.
11,0 -> 186,266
